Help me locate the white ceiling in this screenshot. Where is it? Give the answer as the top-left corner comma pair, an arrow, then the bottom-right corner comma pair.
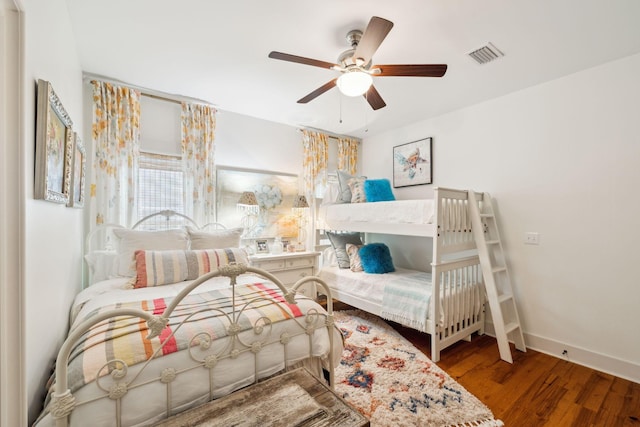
66,0 -> 640,138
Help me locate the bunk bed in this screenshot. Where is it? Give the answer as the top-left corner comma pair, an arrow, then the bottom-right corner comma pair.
317,187 -> 487,362
34,212 -> 342,427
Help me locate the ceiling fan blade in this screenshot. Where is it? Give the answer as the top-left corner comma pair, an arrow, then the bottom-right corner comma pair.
268,51 -> 337,70
374,64 -> 448,77
364,85 -> 386,110
297,79 -> 337,104
354,16 -> 394,65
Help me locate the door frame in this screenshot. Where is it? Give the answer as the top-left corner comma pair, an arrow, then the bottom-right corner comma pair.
0,0 -> 25,426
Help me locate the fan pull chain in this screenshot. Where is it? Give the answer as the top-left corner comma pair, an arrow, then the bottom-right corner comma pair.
364,93 -> 369,132
339,94 -> 343,124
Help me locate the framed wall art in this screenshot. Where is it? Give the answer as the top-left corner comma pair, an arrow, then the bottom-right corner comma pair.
67,132 -> 86,208
393,137 -> 432,188
34,79 -> 74,203
255,239 -> 269,254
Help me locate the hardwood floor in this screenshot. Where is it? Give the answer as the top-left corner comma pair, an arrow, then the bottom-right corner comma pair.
331,302 -> 640,426
395,325 -> 639,427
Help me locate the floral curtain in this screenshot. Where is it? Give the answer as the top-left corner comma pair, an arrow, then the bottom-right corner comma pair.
89,81 -> 141,229
301,129 -> 329,251
301,129 -> 329,200
181,102 -> 217,226
338,136 -> 360,175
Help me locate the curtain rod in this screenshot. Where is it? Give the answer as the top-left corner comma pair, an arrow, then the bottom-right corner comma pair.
83,72 -> 218,110
141,92 -> 181,105
297,126 -> 361,142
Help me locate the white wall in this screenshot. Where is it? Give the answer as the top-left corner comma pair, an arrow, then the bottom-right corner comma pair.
139,95 -> 182,154
22,0 -> 85,422
134,101 -> 304,176
362,53 -> 640,383
215,110 -> 302,176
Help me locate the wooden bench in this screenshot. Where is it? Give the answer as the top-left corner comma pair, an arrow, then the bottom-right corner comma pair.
154,367 -> 369,426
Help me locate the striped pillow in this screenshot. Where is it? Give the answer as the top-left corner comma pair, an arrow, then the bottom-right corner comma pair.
133,250 -> 188,288
184,248 -> 248,280
133,248 -> 248,288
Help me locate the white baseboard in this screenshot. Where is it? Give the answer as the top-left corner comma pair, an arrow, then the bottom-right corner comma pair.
483,322 -> 640,384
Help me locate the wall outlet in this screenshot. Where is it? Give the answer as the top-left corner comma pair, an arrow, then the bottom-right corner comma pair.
524,232 -> 540,245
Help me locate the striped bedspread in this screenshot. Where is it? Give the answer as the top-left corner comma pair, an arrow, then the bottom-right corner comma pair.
67,282 -> 305,392
380,272 -> 433,333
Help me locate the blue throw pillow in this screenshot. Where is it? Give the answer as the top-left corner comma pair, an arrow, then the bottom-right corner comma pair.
364,179 -> 395,202
359,243 -> 395,274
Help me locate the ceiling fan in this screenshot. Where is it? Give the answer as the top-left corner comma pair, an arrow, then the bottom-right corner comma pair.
268,16 -> 447,110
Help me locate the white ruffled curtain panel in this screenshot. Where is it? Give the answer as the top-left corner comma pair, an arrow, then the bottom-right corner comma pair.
89,80 -> 141,229
181,102 -> 217,226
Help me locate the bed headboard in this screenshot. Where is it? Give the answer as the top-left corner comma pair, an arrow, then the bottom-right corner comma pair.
84,210 -> 229,286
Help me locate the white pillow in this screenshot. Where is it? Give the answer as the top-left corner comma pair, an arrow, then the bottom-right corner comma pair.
322,247 -> 338,268
321,182 -> 341,205
112,228 -> 189,277
186,226 -> 243,250
84,250 -> 118,284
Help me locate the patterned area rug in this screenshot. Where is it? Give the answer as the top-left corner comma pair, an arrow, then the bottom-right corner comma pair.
334,310 -> 503,427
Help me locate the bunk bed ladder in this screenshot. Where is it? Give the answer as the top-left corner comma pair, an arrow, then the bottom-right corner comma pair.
468,191 -> 526,363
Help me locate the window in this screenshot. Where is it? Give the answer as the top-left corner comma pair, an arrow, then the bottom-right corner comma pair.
136,151 -> 185,230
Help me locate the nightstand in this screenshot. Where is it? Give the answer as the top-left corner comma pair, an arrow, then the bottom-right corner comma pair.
249,251 -> 321,298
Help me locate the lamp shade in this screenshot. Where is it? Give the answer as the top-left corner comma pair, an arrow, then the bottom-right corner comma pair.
336,70 -> 373,97
237,191 -> 258,206
293,195 -> 309,208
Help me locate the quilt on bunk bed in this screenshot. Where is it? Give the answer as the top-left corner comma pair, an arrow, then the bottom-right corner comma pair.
318,172 -> 436,228
319,264 -> 483,331
318,198 -> 435,228
319,265 -> 434,331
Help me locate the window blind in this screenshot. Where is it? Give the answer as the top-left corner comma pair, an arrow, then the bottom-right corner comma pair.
137,151 -> 185,230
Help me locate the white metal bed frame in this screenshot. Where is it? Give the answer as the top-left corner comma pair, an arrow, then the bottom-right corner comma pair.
85,209 -> 227,251
318,187 -> 488,362
45,264 -> 337,427
40,211 -> 338,426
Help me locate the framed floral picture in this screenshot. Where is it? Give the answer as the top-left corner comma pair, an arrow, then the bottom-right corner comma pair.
34,79 -> 74,203
393,137 -> 432,188
67,132 -> 86,208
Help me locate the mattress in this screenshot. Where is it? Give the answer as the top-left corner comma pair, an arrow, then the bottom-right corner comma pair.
36,274 -> 343,427
317,199 -> 436,235
319,264 -> 483,330
318,265 -> 432,308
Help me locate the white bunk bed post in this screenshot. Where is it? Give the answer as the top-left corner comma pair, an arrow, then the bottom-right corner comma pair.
430,188 -> 487,362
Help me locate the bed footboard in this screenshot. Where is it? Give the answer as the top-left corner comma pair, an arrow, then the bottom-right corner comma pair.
430,255 -> 485,362
42,265 -> 337,427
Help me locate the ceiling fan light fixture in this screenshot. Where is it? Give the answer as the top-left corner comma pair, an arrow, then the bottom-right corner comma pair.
336,70 -> 372,97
